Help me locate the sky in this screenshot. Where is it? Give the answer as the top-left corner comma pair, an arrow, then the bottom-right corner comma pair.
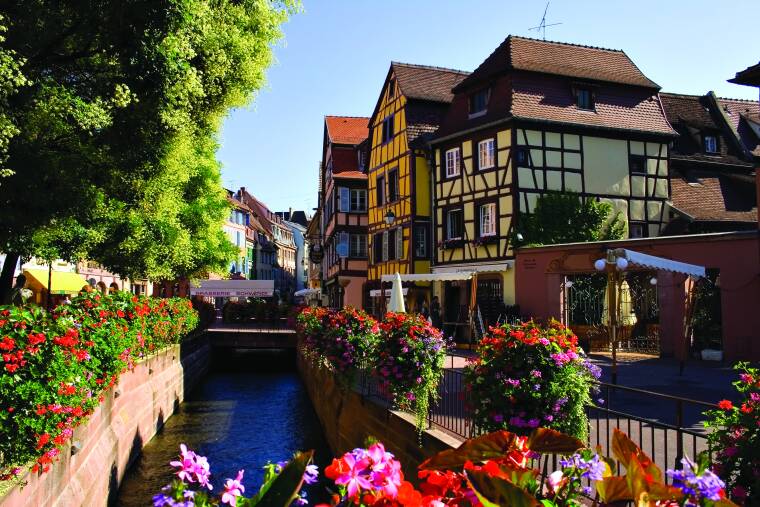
217,0 -> 760,213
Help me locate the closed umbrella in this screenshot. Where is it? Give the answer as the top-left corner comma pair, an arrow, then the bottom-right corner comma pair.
387,272 -> 406,313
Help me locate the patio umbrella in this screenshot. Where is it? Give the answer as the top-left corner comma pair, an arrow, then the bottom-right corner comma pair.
387,272 -> 406,313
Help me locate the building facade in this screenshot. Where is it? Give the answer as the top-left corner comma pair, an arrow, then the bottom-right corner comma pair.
224,192 -> 252,278
285,220 -> 308,292
319,116 -> 370,308
365,63 -> 470,312
429,36 -> 675,323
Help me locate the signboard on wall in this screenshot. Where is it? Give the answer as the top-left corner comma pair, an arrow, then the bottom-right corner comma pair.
189,279 -> 274,297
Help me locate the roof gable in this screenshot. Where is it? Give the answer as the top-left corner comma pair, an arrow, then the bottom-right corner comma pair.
455,35 -> 659,92
392,62 -> 470,103
325,116 -> 369,145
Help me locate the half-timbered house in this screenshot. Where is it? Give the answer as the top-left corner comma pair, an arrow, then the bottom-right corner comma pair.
429,36 -> 676,325
366,62 -> 469,312
320,116 -> 370,308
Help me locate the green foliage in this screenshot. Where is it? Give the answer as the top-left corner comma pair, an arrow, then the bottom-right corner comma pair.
514,192 -> 625,247
0,0 -> 299,284
0,292 -> 198,480
464,321 -> 599,441
702,363 -> 760,502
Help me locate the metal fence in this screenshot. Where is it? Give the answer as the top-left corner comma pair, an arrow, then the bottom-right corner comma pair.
354,364 -> 716,478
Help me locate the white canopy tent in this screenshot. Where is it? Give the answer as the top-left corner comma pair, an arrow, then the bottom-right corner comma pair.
613,248 -> 706,278
294,288 -> 321,297
189,279 -> 275,298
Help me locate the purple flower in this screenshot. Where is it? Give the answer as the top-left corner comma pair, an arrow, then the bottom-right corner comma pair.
221,470 -> 245,506
539,338 -> 550,346
493,414 -> 504,423
527,418 -> 541,428
560,453 -> 605,482
667,457 -> 725,502
303,464 -> 319,485
506,378 -> 520,387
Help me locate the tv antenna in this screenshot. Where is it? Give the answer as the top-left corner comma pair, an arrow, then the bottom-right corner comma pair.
529,2 -> 562,40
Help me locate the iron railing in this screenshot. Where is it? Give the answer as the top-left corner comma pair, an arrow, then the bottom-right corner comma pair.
353,363 -> 716,478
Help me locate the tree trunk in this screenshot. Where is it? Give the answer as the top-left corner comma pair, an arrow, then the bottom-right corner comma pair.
0,252 -> 20,304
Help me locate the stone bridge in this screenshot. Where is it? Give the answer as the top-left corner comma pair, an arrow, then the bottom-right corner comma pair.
205,322 -> 297,349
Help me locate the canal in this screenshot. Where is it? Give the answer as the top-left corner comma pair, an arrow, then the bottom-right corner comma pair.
116,350 -> 332,506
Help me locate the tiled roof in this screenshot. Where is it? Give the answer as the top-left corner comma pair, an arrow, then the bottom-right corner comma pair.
392,62 -> 470,104
714,97 -> 760,157
510,73 -> 674,135
405,101 -> 451,145
325,116 -> 369,145
332,170 -> 367,180
671,174 -> 757,223
660,93 -> 754,167
456,36 -> 659,92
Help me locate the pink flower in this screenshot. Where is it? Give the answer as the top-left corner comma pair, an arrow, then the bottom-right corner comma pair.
170,444 -> 213,490
547,470 -> 564,493
335,453 -> 373,498
221,470 -> 245,506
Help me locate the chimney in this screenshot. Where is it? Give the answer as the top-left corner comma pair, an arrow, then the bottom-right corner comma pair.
289,207 -> 292,220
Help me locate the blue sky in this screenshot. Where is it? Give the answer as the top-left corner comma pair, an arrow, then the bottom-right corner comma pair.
217,0 -> 760,213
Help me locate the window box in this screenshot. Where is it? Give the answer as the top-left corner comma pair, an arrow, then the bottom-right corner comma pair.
437,238 -> 464,250
471,235 -> 497,247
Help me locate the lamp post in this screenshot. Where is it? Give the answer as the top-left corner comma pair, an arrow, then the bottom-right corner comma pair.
594,249 -> 629,385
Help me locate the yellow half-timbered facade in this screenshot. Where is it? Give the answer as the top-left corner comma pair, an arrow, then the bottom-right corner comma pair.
366,62 -> 469,311
430,36 -> 676,326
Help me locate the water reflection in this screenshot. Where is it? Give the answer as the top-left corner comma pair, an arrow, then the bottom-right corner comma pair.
117,350 -> 332,506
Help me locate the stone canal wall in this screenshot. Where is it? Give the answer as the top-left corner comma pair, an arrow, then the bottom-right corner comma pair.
297,350 -> 460,479
0,334 -> 210,507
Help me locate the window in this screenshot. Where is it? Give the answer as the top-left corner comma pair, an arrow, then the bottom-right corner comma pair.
446,209 -> 463,240
382,231 -> 389,261
629,222 -> 646,239
388,169 -> 399,202
414,225 -> 428,258
629,155 -> 647,175
338,186 -> 350,212
350,234 -> 367,258
704,135 -> 718,153
469,88 -> 490,116
576,88 -> 594,110
373,233 -> 383,262
514,146 -> 529,166
388,78 -> 396,98
479,203 -> 497,237
445,148 -> 461,177
382,115 -> 394,144
395,227 -> 404,260
387,228 -> 397,261
376,176 -> 385,205
350,189 -> 367,211
478,139 -> 495,170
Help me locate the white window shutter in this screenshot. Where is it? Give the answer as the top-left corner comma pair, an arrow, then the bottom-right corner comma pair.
382,231 -> 389,261
338,187 -> 349,212
396,227 -> 403,259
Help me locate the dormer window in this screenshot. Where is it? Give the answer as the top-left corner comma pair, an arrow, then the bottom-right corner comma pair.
703,135 -> 718,154
576,88 -> 594,110
469,88 -> 490,117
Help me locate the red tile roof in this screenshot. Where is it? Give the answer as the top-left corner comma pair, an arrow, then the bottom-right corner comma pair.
510,73 -> 674,135
671,175 -> 757,223
391,62 -> 470,104
714,97 -> 760,156
325,116 -> 369,145
456,36 -> 659,92
332,170 -> 367,180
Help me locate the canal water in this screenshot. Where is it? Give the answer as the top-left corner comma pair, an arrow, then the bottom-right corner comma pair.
116,350 -> 332,506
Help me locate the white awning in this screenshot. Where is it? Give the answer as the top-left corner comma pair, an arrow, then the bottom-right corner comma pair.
370,288 -> 409,297
614,248 -> 706,278
431,261 -> 513,275
380,272 -> 473,282
190,279 -> 275,297
294,288 -> 321,297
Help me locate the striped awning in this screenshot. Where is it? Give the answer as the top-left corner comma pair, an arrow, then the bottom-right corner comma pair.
614,249 -> 706,278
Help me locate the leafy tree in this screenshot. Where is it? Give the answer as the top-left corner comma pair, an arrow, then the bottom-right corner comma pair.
514,192 -> 626,246
0,0 -> 298,298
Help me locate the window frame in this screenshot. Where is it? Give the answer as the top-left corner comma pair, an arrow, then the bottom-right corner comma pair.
349,234 -> 367,258
445,208 -> 464,240
629,222 -> 647,239
629,155 -> 648,176
387,168 -> 399,202
413,224 -> 428,259
349,188 -> 367,212
703,134 -> 719,154
478,202 -> 497,237
381,115 -> 395,144
376,175 -> 385,206
478,138 -> 495,170
514,146 -> 529,166
445,147 -> 461,178
576,87 -> 595,111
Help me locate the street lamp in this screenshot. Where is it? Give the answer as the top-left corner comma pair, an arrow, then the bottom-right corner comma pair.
594,249 -> 629,385
384,209 -> 395,225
